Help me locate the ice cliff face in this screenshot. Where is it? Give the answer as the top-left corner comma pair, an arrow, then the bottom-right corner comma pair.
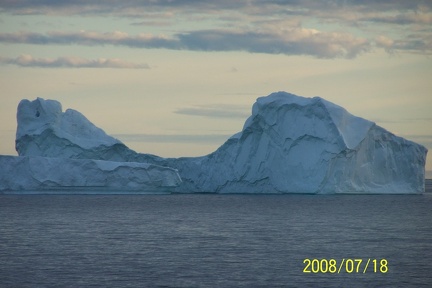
13,92 -> 428,194
0,155 -> 181,192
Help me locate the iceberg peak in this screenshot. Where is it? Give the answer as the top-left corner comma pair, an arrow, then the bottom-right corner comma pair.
16,97 -> 125,158
16,97 -> 62,140
251,91 -> 374,149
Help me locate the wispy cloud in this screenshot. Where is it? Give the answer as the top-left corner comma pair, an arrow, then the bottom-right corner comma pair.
0,1 -> 236,15
372,117 -> 432,124
0,54 -> 150,69
360,12 -> 432,25
181,29 -> 371,58
113,133 -> 232,144
0,29 -> 371,58
174,104 -> 250,119
399,134 -> 432,149
1,1 -> 431,17
0,30 -> 178,48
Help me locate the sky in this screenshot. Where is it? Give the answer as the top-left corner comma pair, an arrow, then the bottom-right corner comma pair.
0,0 -> 431,175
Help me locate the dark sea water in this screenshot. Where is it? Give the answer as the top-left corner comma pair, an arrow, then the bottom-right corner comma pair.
1,193 -> 431,288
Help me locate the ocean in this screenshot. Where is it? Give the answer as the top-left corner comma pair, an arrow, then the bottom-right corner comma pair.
1,193 -> 431,287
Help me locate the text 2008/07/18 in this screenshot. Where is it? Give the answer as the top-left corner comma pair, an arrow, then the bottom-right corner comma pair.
303,258 -> 388,274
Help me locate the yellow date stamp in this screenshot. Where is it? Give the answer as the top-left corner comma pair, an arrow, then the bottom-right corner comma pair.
303,258 -> 388,274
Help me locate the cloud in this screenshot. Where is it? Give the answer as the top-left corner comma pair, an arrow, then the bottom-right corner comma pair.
374,35 -> 395,52
179,28 -> 371,58
1,1 -> 431,56
372,117 -> 432,124
399,134 -> 432,149
0,30 -> 178,49
0,54 -> 150,69
0,29 -> 371,58
1,1 -> 431,16
1,0 -> 431,32
174,104 -> 250,119
0,1 -> 249,18
392,35 -> 432,54
361,12 -> 432,25
289,0 -> 432,20
112,133 -> 232,144
0,1 -> 234,15
130,20 -> 172,27
374,33 -> 432,55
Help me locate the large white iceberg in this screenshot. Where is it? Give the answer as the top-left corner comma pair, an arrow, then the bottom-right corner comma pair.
12,92 -> 428,194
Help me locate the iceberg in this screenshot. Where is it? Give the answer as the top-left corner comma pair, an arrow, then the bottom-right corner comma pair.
10,92 -> 428,194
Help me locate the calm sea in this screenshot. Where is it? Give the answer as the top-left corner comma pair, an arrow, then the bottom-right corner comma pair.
1,193 -> 431,287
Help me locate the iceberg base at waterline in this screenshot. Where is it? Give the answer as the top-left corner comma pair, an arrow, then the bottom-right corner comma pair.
0,155 -> 181,193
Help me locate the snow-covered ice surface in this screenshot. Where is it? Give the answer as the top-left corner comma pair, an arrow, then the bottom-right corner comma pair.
0,155 -> 181,192
11,92 -> 428,194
